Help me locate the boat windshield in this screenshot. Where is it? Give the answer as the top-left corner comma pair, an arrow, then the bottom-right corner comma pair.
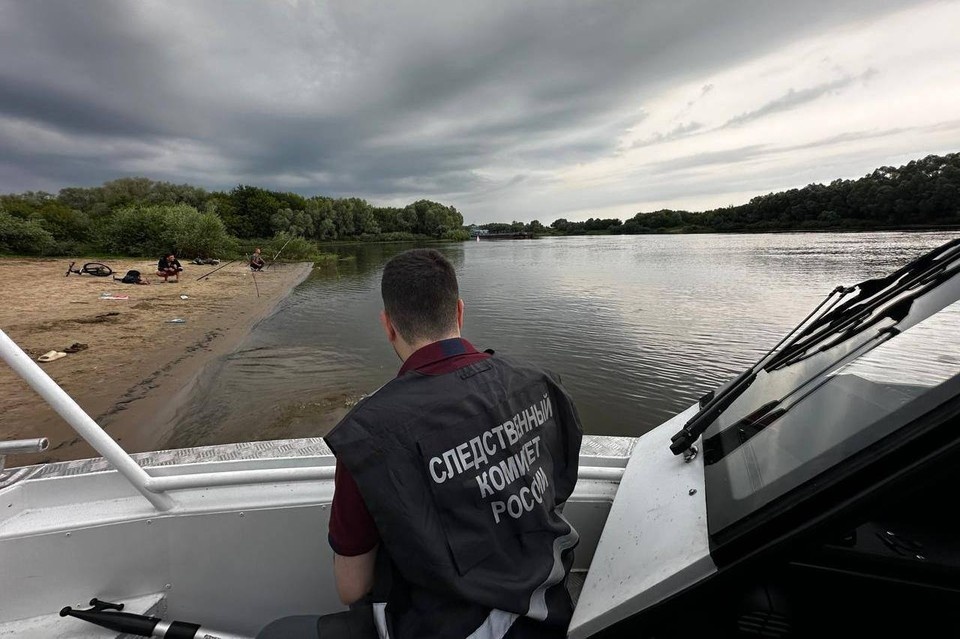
697,239 -> 960,534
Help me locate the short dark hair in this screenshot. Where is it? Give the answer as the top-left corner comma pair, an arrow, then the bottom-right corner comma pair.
381,249 -> 459,342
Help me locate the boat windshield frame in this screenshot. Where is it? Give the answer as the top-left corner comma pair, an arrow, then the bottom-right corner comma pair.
693,239 -> 960,555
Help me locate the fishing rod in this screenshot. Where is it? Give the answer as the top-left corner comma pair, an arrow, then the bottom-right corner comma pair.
195,259 -> 239,281
263,236 -> 294,271
61,599 -> 250,639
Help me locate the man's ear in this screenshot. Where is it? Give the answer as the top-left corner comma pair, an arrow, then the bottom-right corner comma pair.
380,310 -> 397,342
456,299 -> 465,330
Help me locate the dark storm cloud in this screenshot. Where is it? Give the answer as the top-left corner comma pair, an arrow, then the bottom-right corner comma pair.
0,0 -> 944,219
0,74 -> 172,137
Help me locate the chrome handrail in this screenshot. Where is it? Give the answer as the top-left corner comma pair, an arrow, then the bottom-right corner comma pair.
0,438 -> 49,455
0,437 -> 49,474
0,330 -> 174,511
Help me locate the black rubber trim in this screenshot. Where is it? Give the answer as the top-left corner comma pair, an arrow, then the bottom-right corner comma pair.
164,620 -> 202,638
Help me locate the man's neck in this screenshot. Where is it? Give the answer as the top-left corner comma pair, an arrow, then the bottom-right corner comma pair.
398,333 -> 461,362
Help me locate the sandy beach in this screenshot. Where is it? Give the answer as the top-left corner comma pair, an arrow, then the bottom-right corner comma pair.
0,257 -> 311,467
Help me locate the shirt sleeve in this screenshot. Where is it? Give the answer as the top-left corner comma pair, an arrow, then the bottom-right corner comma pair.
329,460 -> 381,556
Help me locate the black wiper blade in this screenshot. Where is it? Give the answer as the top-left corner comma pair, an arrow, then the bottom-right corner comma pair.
670,369 -> 758,454
768,249 -> 960,372
702,325 -> 901,464
669,237 -> 960,457
670,285 -> 850,455
702,400 -> 785,465
769,292 -> 915,371
766,239 -> 960,371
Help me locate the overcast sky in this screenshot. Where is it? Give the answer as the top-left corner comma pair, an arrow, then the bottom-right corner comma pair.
1,1 -> 958,223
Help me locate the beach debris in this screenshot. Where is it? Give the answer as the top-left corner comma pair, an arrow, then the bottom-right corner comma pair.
166,318 -> 187,323
64,343 -> 89,353
179,294 -> 189,300
99,293 -> 129,300
37,350 -> 67,363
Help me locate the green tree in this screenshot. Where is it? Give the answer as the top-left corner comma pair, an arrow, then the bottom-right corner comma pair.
526,219 -> 546,234
222,185 -> 281,238
271,208 -> 315,237
332,199 -> 357,236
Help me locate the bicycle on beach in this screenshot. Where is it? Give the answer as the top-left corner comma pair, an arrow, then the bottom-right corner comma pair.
65,261 -> 114,278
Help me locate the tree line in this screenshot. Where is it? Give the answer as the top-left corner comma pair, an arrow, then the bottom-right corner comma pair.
0,178 -> 467,257
4,152 -> 958,257
477,152 -> 960,236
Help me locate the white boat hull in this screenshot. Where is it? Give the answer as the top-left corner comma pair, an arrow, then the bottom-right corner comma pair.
0,435 -> 638,638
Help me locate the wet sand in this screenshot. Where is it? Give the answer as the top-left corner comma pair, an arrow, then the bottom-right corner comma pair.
0,258 -> 311,467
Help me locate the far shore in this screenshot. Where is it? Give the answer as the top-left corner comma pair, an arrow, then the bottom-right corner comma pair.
0,258 -> 311,467
509,224 -> 960,239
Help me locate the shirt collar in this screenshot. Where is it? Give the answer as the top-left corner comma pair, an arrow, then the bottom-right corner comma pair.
398,337 -> 479,376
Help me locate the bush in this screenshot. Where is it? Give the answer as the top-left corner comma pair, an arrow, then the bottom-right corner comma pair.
104,204 -> 234,258
165,205 -> 235,258
266,233 -> 317,261
104,206 -> 170,256
37,205 -> 91,242
442,229 -> 470,241
0,210 -> 56,254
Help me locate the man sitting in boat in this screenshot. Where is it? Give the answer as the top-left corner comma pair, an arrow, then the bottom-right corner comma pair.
259,249 -> 584,638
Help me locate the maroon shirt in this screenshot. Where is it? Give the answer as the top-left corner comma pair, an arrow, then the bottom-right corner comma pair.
328,338 -> 491,556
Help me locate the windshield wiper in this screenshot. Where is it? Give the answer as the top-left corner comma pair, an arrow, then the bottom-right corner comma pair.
702,325 -> 901,464
670,238 -> 960,456
669,284 -> 851,455
765,239 -> 960,371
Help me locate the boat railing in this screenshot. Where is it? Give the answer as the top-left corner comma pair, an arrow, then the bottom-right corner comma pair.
0,330 -> 625,513
1,329 -> 176,511
0,437 -> 48,475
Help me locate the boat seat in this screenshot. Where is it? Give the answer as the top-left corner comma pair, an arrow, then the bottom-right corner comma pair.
257,575 -> 590,639
0,593 -> 166,639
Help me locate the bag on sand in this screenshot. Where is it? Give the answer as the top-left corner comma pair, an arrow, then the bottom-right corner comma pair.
120,270 -> 141,284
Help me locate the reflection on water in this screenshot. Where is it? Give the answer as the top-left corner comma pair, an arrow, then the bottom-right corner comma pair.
167,231 -> 959,446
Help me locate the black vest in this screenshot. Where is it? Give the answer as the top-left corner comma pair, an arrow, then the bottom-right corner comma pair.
325,355 -> 583,639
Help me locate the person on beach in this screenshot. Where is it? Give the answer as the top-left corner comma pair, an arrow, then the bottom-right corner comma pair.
258,249 -> 584,639
250,248 -> 266,271
156,253 -> 183,282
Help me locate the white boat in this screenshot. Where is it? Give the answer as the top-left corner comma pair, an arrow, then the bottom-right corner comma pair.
2,238 -> 959,638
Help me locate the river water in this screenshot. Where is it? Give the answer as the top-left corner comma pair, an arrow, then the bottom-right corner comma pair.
166,231 -> 959,448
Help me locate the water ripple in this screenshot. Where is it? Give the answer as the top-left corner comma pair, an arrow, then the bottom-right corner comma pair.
172,232 -> 959,442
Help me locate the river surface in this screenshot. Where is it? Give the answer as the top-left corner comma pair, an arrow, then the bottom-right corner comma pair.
166,231 -> 959,447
